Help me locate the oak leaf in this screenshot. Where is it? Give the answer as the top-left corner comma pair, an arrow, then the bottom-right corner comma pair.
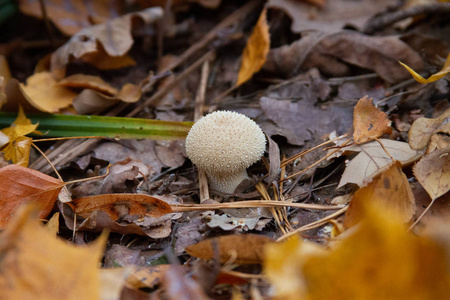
353,96 -> 392,144
236,8 -> 270,86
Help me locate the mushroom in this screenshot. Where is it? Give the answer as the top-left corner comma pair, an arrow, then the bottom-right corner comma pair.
185,110 -> 266,194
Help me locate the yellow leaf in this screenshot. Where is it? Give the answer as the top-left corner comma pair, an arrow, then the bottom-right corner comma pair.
20,71 -> 76,113
0,204 -> 107,300
0,106 -> 40,166
265,201 -> 450,300
236,8 -> 270,86
399,51 -> 450,83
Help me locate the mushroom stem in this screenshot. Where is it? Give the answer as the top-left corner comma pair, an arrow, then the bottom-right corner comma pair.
207,170 -> 249,194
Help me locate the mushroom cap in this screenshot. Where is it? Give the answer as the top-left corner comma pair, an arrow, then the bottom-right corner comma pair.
185,111 -> 266,177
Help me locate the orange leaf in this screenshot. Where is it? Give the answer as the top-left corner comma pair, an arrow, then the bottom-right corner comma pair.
236,8 -> 270,86
353,96 -> 392,144
59,74 -> 119,96
413,147 -> 450,201
72,193 -> 173,220
186,234 -> 274,264
0,204 -> 106,300
0,165 -> 63,229
344,161 -> 416,228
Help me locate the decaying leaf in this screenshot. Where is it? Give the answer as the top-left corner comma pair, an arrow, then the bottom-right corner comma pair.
186,234 -> 274,264
0,165 -> 63,229
413,147 -> 450,200
50,7 -> 163,79
267,0 -> 397,33
126,265 -> 176,290
344,162 -> 416,227
18,0 -> 122,35
409,108 -> 450,150
400,51 -> 450,84
353,96 -> 392,144
0,204 -> 107,300
236,8 -> 270,86
0,106 -> 40,166
71,193 -> 173,220
264,30 -> 423,83
59,74 -> 119,95
337,139 -> 422,188
265,201 -> 450,300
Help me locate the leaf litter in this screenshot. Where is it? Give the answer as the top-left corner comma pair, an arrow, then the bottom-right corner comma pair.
1,1 -> 450,299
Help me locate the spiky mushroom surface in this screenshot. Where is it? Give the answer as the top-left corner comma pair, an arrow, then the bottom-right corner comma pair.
185,110 -> 266,194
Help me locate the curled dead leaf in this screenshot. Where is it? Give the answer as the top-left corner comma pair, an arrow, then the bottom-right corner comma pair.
409,108 -> 450,150
353,96 -> 392,144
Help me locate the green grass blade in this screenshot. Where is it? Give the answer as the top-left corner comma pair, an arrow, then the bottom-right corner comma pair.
0,113 -> 193,140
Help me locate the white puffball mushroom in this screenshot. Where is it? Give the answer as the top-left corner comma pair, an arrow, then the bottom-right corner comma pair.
185,110 -> 266,194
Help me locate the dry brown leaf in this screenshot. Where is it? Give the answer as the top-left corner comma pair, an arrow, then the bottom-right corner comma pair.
163,265 -> 210,300
71,193 -> 173,220
338,139 -> 422,188
80,50 -> 137,70
186,234 -> 274,264
50,7 -> 163,79
0,165 -> 63,229
45,212 -> 60,235
409,108 -> 450,150
353,96 -> 392,144
267,0 -> 397,33
18,0 -> 121,35
0,204 -> 107,300
264,30 -> 423,83
344,162 -> 416,227
59,74 -> 119,95
413,147 -> 450,200
126,265 -> 177,290
100,268 -> 130,300
19,72 -> 76,113
236,8 -> 270,86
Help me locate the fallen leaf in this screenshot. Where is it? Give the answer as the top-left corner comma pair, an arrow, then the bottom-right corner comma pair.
50,7 -> 163,79
264,30 -> 423,83
186,234 -> 274,264
104,244 -> 141,268
100,268 -> 130,300
260,96 -> 353,146
18,0 -> 122,35
126,265 -> 177,290
267,0 -> 397,33
337,139 -> 422,188
301,202 -> 450,300
399,51 -> 450,83
0,204 -> 107,300
264,235 -> 326,299
71,193 -> 173,220
0,106 -> 40,166
408,108 -> 450,150
236,8 -> 270,86
59,74 -> 119,95
0,165 -> 63,229
413,147 -> 450,200
19,71 -> 76,113
163,265 -> 210,300
72,89 -> 120,115
45,212 -> 60,235
353,96 -> 392,144
344,162 -> 416,227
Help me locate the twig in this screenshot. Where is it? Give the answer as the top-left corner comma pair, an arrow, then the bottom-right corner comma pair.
171,201 -> 344,212
409,198 -> 436,231
364,3 -> 450,34
38,0 -> 55,48
277,205 -> 348,242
